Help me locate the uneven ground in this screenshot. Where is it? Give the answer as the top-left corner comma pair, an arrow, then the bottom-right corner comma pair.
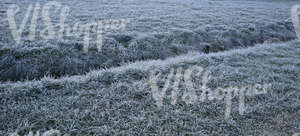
0,0 -> 300,135
0,0 -> 298,81
1,41 -> 300,135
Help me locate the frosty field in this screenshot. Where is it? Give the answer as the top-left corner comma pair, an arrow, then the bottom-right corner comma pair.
0,0 -> 300,135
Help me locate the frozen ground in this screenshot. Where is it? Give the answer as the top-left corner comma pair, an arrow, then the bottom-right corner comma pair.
0,0 -> 300,135
1,41 -> 300,135
0,0 -> 298,81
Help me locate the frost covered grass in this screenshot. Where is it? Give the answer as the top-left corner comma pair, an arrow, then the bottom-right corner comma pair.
0,41 -> 300,135
0,0 -> 300,135
0,21 -> 297,81
0,0 -> 298,81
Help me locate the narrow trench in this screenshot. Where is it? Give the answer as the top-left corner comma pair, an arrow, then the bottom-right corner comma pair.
0,21 -> 297,82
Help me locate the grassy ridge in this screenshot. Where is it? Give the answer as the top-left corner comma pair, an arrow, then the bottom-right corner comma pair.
1,41 -> 300,135
0,21 -> 296,81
